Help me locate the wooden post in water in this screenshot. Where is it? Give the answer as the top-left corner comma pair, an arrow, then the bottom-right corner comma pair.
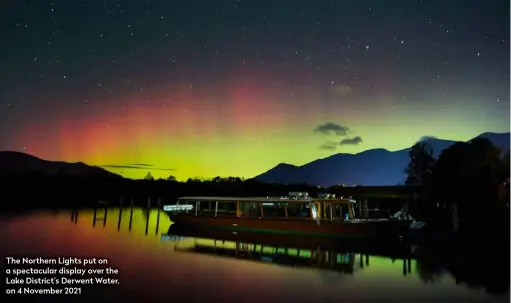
359,254 -> 364,268
92,206 -> 98,227
145,196 -> 151,235
129,197 -> 134,231
103,204 -> 108,227
117,195 -> 124,231
71,208 -> 78,224
402,258 -> 407,276
155,197 -> 161,234
73,208 -> 78,224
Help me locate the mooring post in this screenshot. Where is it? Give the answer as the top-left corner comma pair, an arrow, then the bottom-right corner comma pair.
117,195 -> 124,231
145,196 -> 151,235
73,208 -> 78,224
155,197 -> 161,234
71,208 -> 79,224
92,205 -> 98,227
359,254 -> 364,268
129,196 -> 134,231
407,258 -> 412,274
103,203 -> 108,227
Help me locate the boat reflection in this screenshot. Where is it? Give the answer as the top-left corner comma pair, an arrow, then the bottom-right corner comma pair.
164,226 -> 415,275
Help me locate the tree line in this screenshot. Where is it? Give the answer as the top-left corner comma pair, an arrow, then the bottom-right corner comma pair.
143,173 -> 245,184
404,137 -> 510,231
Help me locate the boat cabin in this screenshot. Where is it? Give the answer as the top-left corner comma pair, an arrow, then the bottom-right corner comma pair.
164,193 -> 357,221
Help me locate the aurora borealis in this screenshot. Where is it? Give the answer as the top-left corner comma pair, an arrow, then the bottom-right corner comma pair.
0,0 -> 509,180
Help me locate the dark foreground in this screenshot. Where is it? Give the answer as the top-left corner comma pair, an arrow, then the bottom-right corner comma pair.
0,208 -> 509,303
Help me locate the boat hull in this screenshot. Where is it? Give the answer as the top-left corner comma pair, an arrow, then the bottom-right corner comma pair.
167,214 -> 411,240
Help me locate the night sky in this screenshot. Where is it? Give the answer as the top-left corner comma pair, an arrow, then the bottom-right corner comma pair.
1,0 -> 509,180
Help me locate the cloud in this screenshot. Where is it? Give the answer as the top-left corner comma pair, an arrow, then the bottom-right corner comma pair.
339,136 -> 363,145
98,164 -> 176,171
419,136 -> 437,142
318,141 -> 338,150
329,83 -> 352,96
314,122 -> 350,136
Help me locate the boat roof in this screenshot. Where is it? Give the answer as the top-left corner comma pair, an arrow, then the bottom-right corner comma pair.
177,196 -> 356,204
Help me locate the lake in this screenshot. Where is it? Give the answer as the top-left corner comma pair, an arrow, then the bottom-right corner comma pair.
0,208 -> 509,302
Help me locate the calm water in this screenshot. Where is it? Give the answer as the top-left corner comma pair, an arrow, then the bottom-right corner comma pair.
0,208 -> 509,303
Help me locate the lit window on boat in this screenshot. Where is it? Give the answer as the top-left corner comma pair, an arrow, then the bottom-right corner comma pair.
311,204 -> 318,219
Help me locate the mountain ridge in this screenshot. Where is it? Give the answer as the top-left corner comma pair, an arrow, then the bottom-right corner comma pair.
0,151 -> 122,179
254,132 -> 510,187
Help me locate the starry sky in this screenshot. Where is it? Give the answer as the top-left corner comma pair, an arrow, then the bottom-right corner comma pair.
0,0 -> 509,180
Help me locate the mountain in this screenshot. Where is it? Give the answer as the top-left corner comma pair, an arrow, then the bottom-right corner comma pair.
254,132 -> 510,187
475,132 -> 510,153
0,151 -> 122,179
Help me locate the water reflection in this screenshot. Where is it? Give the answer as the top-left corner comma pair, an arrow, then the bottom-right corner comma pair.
164,230 -> 415,277
0,209 -> 508,303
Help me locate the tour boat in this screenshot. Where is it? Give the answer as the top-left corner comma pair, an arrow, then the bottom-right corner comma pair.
163,192 -> 411,239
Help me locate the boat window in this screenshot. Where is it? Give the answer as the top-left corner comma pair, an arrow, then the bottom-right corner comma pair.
239,202 -> 260,218
216,201 -> 237,216
261,202 -> 287,218
187,200 -> 237,216
323,203 -> 352,220
286,203 -> 311,218
197,200 -> 216,214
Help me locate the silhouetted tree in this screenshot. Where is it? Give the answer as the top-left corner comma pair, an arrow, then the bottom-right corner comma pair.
167,175 -> 177,182
497,149 -> 510,204
430,138 -> 504,229
144,172 -> 154,181
226,176 -> 242,183
405,142 -> 435,186
186,177 -> 203,183
501,149 -> 510,180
